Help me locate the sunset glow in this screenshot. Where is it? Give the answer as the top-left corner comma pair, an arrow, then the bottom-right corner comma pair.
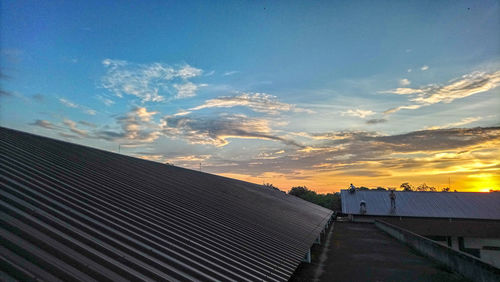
1,1 -> 499,193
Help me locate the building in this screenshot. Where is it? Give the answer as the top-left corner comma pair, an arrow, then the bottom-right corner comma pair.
341,189 -> 500,268
0,127 -> 332,281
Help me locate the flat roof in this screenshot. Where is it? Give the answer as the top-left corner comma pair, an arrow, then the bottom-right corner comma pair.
0,127 -> 332,281
291,222 -> 467,282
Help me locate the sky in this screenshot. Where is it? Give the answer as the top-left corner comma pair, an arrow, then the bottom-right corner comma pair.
1,0 -> 499,193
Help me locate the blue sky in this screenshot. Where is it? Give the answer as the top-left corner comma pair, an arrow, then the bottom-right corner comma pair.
1,0 -> 499,192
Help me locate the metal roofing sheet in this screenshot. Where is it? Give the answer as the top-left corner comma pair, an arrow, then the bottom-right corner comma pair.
0,127 -> 333,281
341,189 -> 500,220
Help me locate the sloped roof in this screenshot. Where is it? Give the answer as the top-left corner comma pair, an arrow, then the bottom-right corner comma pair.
0,127 -> 332,281
341,189 -> 500,220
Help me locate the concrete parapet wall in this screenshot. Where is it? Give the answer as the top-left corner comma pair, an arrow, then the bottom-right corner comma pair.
375,220 -> 500,282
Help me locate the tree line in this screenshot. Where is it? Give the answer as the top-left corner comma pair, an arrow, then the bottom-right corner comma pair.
275,182 -> 458,212
287,186 -> 341,211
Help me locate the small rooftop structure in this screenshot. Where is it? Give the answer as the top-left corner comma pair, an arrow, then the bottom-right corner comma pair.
341,189 -> 500,220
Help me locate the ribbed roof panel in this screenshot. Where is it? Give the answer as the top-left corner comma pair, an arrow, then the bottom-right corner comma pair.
0,127 -> 332,281
341,189 -> 500,220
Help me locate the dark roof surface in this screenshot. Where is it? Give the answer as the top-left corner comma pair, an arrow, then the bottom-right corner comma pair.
341,189 -> 500,220
0,127 -> 332,281
290,222 -> 467,282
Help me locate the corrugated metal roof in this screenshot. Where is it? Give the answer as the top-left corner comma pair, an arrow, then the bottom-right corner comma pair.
341,189 -> 500,220
0,127 -> 332,281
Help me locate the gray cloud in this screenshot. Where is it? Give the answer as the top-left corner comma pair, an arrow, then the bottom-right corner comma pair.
95,107 -> 161,143
30,120 -> 56,129
366,118 -> 388,125
203,127 -> 500,178
162,114 -> 303,147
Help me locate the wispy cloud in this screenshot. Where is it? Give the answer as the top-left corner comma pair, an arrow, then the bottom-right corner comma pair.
101,59 -> 204,102
58,98 -> 78,108
342,109 -> 375,118
382,70 -> 500,114
58,98 -> 96,115
97,95 -> 115,106
161,113 -> 303,147
184,93 -> 311,115
425,117 -> 482,130
223,70 -> 239,76
173,82 -> 205,98
421,65 -> 429,71
78,121 -> 97,128
384,104 -> 423,114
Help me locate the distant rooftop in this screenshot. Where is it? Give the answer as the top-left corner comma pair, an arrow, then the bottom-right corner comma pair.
341,189 -> 500,220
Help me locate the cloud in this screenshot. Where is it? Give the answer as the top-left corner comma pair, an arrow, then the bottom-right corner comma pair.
382,70 -> 500,114
101,59 -> 204,102
204,127 -> 500,180
407,69 -> 412,73
204,70 -> 215,76
59,98 -> 78,108
173,82 -> 202,98
30,119 -> 56,129
97,95 -> 115,106
58,98 -> 96,115
399,78 -> 411,86
379,88 -> 424,95
78,121 -> 97,128
99,107 -> 160,143
161,113 -> 303,147
425,117 -> 482,130
366,118 -> 387,125
185,93 -> 310,115
292,131 -> 379,141
421,65 -> 429,71
223,71 -> 239,76
383,104 -> 423,114
411,71 -> 500,104
342,109 -> 375,118
63,119 -> 88,137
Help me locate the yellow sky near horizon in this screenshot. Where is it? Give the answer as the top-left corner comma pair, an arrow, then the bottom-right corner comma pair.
219,171 -> 500,194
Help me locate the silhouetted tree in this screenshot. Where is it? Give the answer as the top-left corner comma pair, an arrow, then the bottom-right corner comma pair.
441,187 -> 450,192
264,183 -> 280,191
416,183 -> 436,192
400,182 -> 413,191
288,186 -> 309,197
